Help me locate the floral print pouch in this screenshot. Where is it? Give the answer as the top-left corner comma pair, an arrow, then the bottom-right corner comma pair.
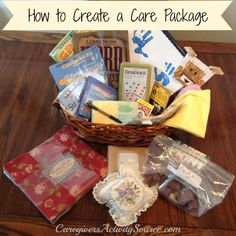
3,126 -> 107,223
93,161 -> 157,226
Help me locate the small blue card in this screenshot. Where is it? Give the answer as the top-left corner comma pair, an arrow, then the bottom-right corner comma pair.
77,76 -> 118,119
49,46 -> 109,91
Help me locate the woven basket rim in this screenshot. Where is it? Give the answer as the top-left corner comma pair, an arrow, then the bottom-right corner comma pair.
58,106 -> 166,129
53,100 -> 169,146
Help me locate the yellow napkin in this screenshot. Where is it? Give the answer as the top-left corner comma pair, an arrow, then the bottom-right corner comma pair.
164,90 -> 211,138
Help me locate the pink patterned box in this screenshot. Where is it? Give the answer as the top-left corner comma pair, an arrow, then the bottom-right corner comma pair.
3,126 -> 107,223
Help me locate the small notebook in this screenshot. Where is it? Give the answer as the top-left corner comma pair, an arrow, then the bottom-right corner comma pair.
3,126 -> 107,223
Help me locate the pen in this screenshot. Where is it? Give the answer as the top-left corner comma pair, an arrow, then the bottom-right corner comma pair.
87,101 -> 123,124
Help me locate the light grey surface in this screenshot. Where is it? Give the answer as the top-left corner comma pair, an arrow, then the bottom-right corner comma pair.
0,1 -> 12,29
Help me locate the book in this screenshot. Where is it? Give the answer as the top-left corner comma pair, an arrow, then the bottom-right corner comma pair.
128,30 -> 186,94
49,46 -> 109,91
118,62 -> 151,102
56,76 -> 86,116
73,31 -> 129,88
3,126 -> 108,223
91,101 -> 138,125
77,76 -> 118,119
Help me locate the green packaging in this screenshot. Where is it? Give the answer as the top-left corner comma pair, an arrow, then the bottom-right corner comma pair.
49,31 -> 74,62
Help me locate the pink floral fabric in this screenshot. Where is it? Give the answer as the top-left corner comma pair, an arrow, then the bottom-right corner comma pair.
3,126 -> 107,223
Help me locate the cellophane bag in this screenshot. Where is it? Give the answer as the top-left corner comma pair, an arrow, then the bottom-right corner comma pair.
3,126 -> 108,223
142,135 -> 234,217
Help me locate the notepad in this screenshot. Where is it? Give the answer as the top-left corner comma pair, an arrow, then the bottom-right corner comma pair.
91,101 -> 138,124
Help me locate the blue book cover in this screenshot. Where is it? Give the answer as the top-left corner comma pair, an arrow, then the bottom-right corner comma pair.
49,46 -> 109,91
77,76 -> 118,119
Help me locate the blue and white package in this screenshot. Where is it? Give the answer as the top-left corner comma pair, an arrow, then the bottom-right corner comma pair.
77,76 -> 118,119
128,30 -> 186,94
49,46 -> 109,91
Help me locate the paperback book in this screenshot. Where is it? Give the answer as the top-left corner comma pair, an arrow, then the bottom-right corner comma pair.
77,76 -> 118,119
49,46 -> 109,91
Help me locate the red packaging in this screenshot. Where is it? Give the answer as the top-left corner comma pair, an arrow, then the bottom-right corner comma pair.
3,126 -> 107,223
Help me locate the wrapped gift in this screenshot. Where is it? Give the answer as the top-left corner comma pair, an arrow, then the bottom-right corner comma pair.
3,126 -> 107,223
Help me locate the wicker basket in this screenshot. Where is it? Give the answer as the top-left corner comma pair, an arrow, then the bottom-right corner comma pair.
56,105 -> 168,146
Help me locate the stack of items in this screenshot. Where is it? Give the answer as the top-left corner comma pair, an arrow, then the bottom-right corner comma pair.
94,141 -> 234,225
50,30 -> 223,138
3,30 -> 234,226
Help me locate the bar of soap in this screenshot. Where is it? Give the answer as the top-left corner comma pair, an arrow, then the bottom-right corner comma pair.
107,146 -> 147,174
93,161 -> 157,226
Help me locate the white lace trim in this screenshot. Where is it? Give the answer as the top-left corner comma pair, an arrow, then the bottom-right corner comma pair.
93,161 -> 158,227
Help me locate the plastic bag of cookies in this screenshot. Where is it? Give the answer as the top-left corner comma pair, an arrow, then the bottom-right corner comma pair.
142,135 -> 234,217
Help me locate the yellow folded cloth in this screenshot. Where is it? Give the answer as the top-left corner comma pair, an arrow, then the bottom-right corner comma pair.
163,90 -> 211,138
